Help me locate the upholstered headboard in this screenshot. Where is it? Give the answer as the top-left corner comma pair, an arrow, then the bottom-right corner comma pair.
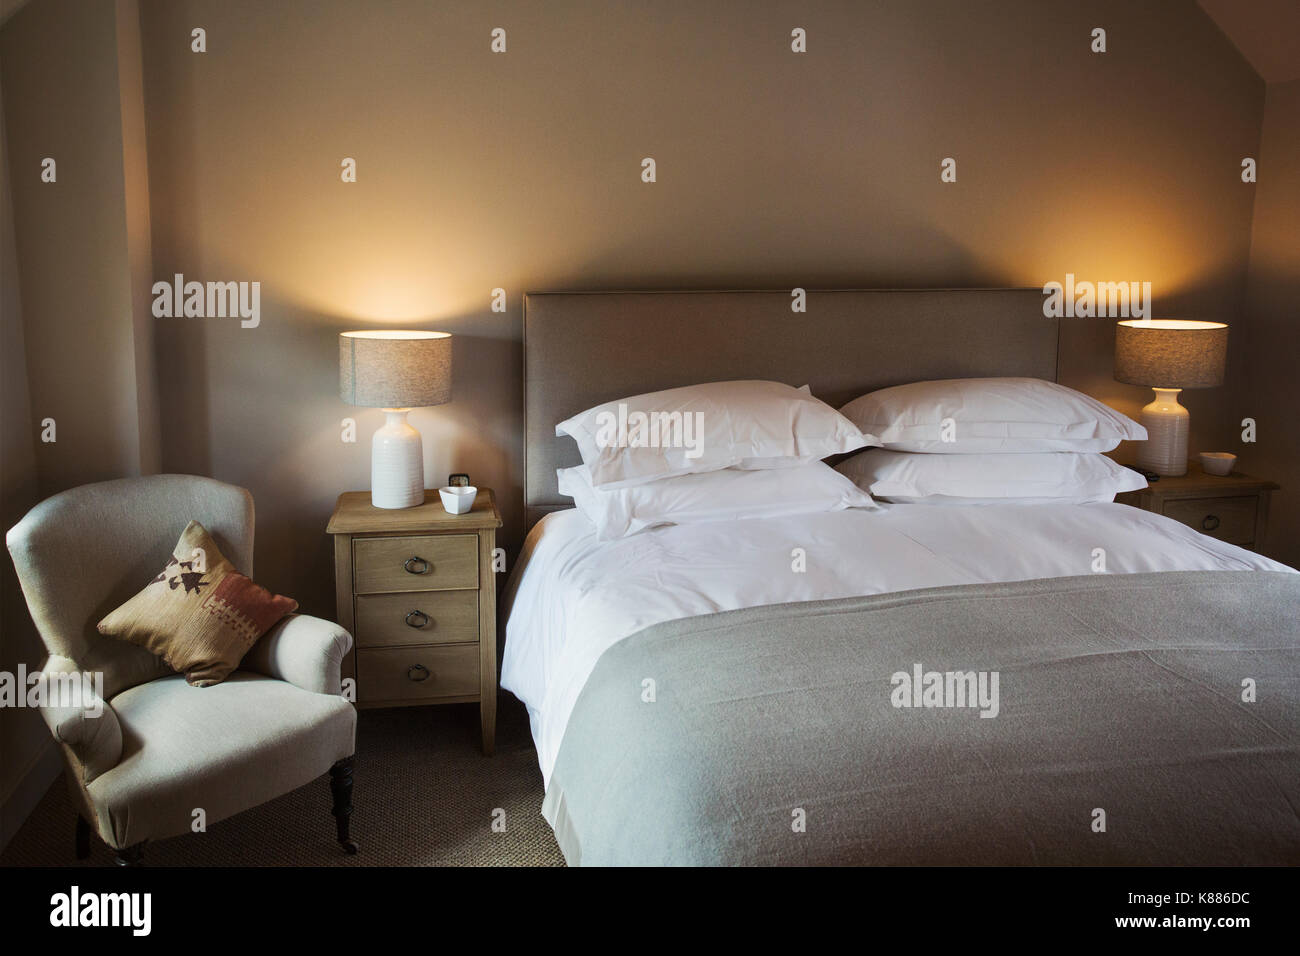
524,289 -> 1057,527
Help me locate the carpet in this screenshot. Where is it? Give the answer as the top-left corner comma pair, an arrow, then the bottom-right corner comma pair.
0,698 -> 564,867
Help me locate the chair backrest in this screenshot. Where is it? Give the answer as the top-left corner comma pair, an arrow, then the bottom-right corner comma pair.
6,474 -> 254,698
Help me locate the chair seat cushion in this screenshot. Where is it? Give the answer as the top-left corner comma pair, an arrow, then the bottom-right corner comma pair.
86,672 -> 355,848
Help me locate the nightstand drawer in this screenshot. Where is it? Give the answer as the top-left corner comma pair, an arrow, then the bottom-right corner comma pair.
353,534 -> 478,593
1163,496 -> 1257,545
357,644 -> 480,703
355,590 -> 479,648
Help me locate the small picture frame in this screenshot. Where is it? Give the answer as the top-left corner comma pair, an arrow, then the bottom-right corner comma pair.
448,473 -> 471,488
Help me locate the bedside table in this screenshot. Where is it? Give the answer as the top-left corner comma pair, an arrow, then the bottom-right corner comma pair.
1116,463 -> 1278,552
327,488 -> 503,754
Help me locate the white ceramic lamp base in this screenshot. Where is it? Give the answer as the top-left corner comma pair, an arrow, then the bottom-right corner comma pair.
1136,388 -> 1189,477
371,409 -> 425,509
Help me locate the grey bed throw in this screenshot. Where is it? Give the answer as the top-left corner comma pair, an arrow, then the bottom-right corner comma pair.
542,571 -> 1300,865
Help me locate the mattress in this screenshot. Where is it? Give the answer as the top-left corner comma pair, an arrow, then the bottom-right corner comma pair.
501,502 -> 1295,787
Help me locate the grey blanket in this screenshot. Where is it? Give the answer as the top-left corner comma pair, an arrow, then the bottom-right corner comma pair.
543,571 -> 1300,865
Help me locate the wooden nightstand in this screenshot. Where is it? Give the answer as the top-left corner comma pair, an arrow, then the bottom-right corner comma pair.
1116,463 -> 1278,552
327,488 -> 503,754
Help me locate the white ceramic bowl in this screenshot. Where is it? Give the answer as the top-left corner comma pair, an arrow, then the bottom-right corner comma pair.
438,485 -> 478,515
1198,452 -> 1236,477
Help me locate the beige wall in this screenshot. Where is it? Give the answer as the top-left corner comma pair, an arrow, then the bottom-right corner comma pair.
0,76 -> 54,851
130,0 -> 1267,615
1243,78 -> 1300,567
0,0 -> 159,497
117,0 -> 162,476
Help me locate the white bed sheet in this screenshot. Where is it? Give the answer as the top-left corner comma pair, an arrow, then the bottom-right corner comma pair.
501,503 -> 1294,786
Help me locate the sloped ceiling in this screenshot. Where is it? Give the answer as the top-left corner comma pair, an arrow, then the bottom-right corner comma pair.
1199,0 -> 1300,83
3,1 -> 1295,82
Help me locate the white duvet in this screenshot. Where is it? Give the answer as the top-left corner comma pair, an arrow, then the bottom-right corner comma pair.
500,503 -> 1294,785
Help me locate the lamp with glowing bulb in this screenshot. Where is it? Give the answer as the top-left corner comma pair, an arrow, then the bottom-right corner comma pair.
339,330 -> 452,509
1114,319 -> 1227,478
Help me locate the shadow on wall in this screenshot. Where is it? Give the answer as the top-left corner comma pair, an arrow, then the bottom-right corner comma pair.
154,307 -> 212,477
1242,257 -> 1300,569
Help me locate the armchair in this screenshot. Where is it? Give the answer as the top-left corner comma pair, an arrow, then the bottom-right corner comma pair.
6,474 -> 357,864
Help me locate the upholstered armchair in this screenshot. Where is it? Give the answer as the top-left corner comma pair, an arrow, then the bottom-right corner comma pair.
6,474 -> 357,864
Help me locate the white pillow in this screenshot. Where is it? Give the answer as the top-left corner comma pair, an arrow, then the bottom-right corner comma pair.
838,377 -> 1145,453
559,461 -> 878,540
557,380 -> 872,489
835,449 -> 1147,503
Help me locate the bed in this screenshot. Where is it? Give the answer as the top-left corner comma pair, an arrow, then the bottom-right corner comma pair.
503,289 -> 1300,866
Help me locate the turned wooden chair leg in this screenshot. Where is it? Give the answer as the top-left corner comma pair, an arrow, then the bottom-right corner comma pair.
75,815 -> 90,860
329,756 -> 358,854
114,843 -> 145,866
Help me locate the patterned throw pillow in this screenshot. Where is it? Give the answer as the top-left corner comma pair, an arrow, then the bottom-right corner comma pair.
98,521 -> 298,687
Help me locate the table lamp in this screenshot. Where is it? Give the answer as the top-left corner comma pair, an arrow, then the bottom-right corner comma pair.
1114,319 -> 1227,477
339,330 -> 452,509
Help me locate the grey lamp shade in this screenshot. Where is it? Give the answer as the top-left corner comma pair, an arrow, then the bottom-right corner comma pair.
339,330 -> 452,408
1114,319 -> 1228,389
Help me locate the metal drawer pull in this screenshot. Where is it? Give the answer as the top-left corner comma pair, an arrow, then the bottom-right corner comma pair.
405,610 -> 430,629
403,556 -> 430,574
407,664 -> 431,682
1202,514 -> 1220,531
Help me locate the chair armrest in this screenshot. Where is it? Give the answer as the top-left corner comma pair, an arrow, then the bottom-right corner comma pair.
37,658 -> 123,784
244,613 -> 353,696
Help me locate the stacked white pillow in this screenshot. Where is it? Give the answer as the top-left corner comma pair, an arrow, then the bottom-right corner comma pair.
835,378 -> 1148,504
838,448 -> 1147,504
559,460 -> 877,540
556,380 -> 877,539
557,379 -> 870,487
